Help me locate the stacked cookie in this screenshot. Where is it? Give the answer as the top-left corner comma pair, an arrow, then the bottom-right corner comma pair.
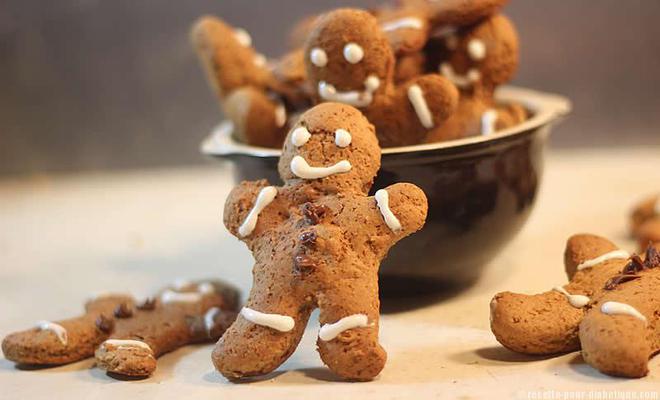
191,0 -> 525,148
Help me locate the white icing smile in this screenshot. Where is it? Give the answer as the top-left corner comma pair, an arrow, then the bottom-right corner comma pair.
318,75 -> 380,107
440,62 -> 481,89
290,156 -> 351,180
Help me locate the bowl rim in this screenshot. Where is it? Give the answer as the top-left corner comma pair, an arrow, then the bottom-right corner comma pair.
200,85 -> 571,158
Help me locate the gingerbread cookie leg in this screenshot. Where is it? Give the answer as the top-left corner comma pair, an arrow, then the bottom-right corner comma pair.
316,279 -> 386,381
490,234 -> 629,354
223,87 -> 289,148
95,280 -> 238,377
212,290 -> 312,379
2,295 -> 132,366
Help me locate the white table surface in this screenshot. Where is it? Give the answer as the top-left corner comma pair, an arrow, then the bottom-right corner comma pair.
1,147 -> 659,399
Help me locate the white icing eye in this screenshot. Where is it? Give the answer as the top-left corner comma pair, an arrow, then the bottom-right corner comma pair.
334,129 -> 352,147
234,28 -> 252,47
343,43 -> 364,64
291,126 -> 311,147
467,39 -> 486,61
310,48 -> 328,67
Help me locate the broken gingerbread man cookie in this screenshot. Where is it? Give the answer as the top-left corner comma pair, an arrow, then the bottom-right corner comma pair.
3,279 -> 239,378
490,234 -> 660,378
213,102 -> 428,381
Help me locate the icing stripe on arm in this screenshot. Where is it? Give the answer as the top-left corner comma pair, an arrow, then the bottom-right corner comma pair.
375,189 -> 402,232
238,186 -> 278,237
407,84 -> 434,129
481,109 -> 497,135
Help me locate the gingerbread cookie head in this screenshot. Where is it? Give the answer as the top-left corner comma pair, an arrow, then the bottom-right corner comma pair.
304,8 -> 395,108
278,102 -> 380,194
439,14 -> 519,95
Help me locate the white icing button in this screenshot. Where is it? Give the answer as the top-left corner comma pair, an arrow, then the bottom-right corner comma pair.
310,47 -> 328,67
381,17 -> 424,32
238,186 -> 278,237
407,84 -> 434,129
601,301 -> 647,324
365,75 -> 381,92
240,307 -> 294,332
467,39 -> 487,61
291,127 -> 311,147
375,189 -> 402,232
576,250 -> 630,271
160,290 -> 203,304
319,314 -> 370,341
334,129 -> 352,148
290,156 -> 352,180
481,109 -> 498,135
343,42 -> 364,64
234,28 -> 252,47
102,339 -> 153,352
274,103 -> 287,128
552,286 -> 590,308
36,321 -> 68,345
204,307 -> 221,336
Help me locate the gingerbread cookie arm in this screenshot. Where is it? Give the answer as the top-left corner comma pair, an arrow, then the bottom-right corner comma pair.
373,182 -> 428,239
223,179 -> 277,242
490,234 -> 630,355
95,280 -> 239,377
376,74 -> 458,146
2,295 -> 132,365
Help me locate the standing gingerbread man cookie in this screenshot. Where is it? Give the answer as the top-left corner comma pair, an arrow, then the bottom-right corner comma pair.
213,102 -> 428,381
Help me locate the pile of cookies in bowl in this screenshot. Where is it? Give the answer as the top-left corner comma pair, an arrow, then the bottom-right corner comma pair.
192,0 -> 527,149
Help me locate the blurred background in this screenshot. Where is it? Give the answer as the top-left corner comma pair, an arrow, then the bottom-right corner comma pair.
1,0 -> 658,176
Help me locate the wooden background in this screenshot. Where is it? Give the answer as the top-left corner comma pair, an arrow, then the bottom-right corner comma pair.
1,0 -> 659,176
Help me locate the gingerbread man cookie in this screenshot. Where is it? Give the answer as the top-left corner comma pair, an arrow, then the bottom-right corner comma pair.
213,102 -> 428,381
491,234 -> 660,378
191,16 -> 309,148
630,194 -> 660,249
426,14 -> 526,142
3,280 -> 239,378
304,8 -> 458,147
